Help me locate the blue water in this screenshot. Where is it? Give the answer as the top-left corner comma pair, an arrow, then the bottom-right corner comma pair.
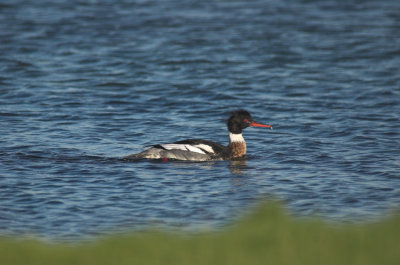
1,0 -> 400,241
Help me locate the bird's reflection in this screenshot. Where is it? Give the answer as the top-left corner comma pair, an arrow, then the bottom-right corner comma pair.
228,158 -> 247,175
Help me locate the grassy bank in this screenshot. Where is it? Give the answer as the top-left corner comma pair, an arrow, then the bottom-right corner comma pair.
1,203 -> 399,265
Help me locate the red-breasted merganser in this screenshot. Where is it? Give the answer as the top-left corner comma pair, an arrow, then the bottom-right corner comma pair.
124,110 -> 272,161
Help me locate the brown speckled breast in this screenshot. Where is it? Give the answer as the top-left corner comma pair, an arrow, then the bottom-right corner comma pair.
229,142 -> 246,158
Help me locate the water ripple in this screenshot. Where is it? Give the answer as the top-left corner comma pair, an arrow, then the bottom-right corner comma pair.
1,0 -> 400,241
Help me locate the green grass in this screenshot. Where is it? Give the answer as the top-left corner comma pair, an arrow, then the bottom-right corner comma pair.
1,202 -> 399,265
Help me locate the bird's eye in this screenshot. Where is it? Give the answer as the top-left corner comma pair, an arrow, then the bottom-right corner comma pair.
244,118 -> 250,124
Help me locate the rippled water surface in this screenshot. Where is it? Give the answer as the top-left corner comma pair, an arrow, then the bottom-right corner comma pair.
1,0 -> 400,241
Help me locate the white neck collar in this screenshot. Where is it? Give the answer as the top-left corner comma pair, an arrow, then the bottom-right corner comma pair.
229,132 -> 245,143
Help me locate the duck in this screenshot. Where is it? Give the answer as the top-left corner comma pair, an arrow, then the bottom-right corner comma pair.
124,109 -> 272,161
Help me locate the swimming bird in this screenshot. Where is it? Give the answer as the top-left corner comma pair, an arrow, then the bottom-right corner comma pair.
124,110 -> 272,161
